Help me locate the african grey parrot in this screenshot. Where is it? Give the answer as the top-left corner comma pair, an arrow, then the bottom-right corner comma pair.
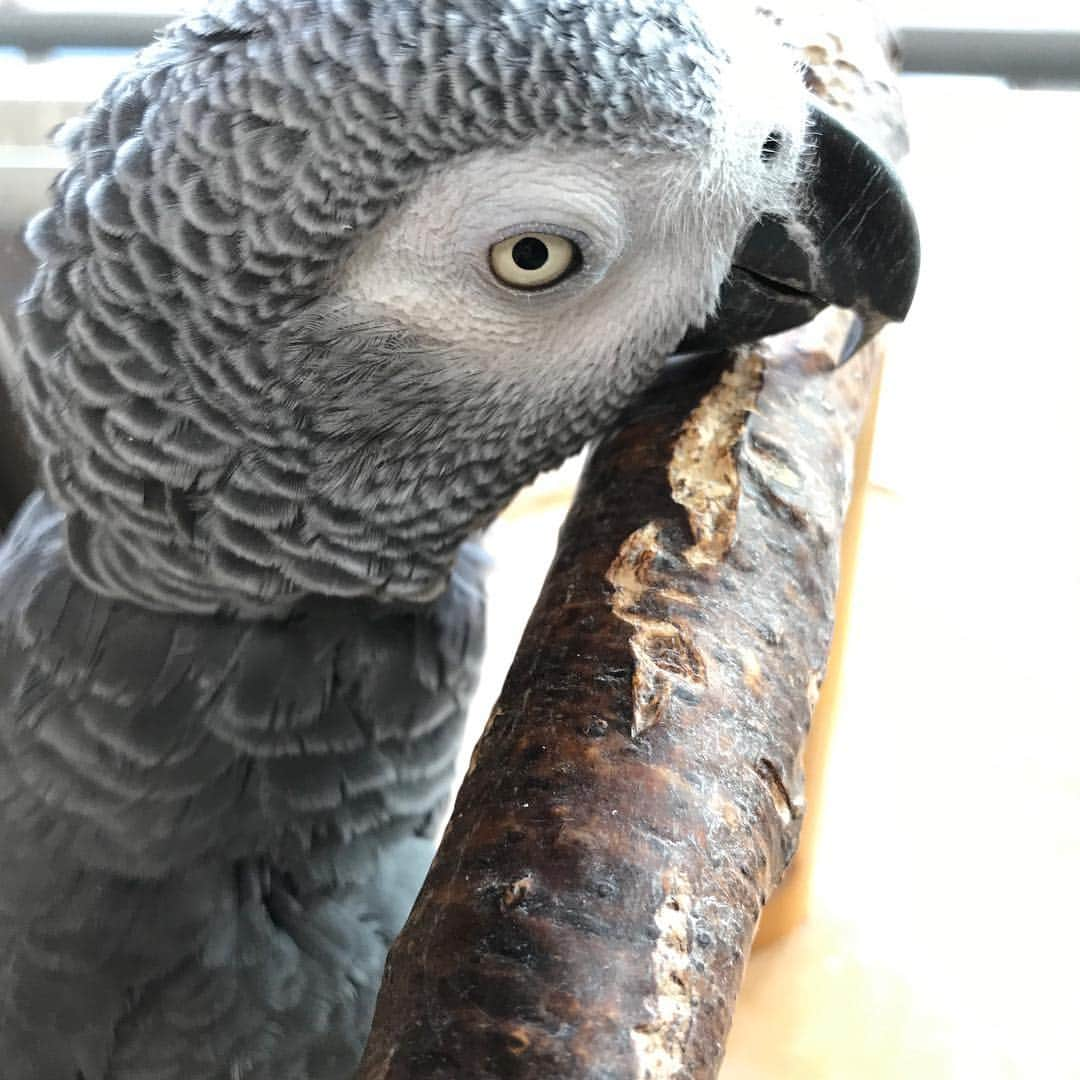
0,0 -> 918,1076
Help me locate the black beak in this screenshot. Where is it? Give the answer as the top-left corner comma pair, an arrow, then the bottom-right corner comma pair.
678,104 -> 920,363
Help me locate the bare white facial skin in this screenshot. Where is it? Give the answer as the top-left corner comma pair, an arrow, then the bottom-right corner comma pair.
336,140 -> 749,377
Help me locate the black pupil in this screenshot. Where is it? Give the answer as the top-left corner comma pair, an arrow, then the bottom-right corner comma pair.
512,237 -> 550,272
761,130 -> 784,162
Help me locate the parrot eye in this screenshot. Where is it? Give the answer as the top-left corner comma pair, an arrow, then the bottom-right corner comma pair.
489,232 -> 581,290
761,130 -> 785,162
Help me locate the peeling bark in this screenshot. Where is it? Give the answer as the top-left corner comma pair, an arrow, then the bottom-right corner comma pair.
358,3 -> 906,1077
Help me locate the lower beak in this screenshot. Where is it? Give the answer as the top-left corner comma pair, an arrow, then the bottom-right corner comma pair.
678,105 -> 920,363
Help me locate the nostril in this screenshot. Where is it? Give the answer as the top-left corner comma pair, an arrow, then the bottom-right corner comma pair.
760,130 -> 784,163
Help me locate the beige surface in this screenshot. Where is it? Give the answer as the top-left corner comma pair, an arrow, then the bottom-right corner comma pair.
468,78 -> 1080,1078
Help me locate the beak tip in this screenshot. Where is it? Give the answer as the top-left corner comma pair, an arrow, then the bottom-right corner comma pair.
838,313 -> 866,365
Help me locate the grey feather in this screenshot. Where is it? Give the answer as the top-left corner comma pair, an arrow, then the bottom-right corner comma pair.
0,495 -> 484,1077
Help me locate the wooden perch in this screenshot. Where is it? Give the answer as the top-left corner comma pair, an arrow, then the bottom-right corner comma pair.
358,3 -> 907,1077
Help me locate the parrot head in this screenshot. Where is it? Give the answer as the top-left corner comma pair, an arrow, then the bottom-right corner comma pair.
16,0 -> 917,616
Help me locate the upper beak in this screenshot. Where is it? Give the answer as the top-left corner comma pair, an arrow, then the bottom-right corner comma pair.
678,104 -> 920,363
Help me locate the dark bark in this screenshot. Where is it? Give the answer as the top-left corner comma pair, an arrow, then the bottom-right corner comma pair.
359,4 -> 906,1077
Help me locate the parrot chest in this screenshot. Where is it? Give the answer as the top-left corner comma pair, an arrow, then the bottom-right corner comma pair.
0,495 -> 484,872
0,495 -> 486,1078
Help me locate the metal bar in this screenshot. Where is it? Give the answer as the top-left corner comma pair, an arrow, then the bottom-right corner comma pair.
0,10 -> 173,53
0,9 -> 1078,84
898,27 -> 1080,84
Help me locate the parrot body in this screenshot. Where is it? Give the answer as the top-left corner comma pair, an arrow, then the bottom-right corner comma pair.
0,0 -> 916,1075
0,493 -> 484,1079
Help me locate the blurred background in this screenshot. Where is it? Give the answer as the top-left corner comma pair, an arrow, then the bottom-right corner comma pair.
1,2 -> 1078,1077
